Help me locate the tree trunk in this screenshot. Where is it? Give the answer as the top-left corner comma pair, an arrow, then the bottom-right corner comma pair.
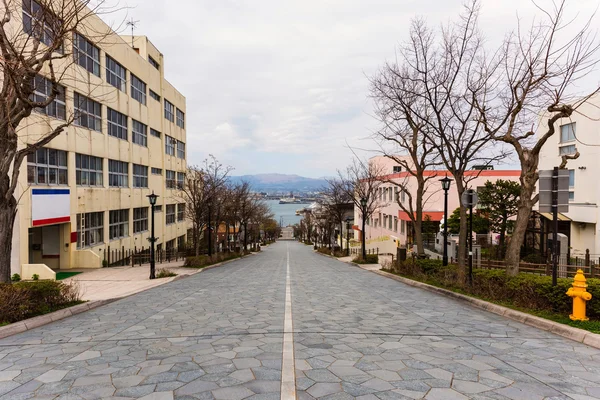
413,178 -> 426,256
0,197 -> 17,283
505,173 -> 536,276
455,179 -> 467,283
499,212 -> 507,258
194,226 -> 200,256
243,222 -> 248,251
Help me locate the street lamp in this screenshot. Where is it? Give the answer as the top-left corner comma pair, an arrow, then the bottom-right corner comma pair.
345,217 -> 352,257
146,191 -> 159,279
440,176 -> 451,266
360,197 -> 367,260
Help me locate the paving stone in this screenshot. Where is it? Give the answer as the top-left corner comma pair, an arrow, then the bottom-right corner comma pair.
307,382 -> 342,397
211,386 -> 254,400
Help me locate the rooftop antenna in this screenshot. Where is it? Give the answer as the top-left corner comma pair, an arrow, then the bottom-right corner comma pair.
125,18 -> 139,48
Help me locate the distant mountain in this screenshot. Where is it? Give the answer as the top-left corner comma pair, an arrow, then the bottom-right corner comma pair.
228,174 -> 328,193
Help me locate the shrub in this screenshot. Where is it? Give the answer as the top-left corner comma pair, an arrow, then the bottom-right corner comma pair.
183,252 -> 242,268
11,274 -> 20,282
156,268 -> 177,278
0,280 -> 82,324
353,254 -> 379,264
102,259 -> 109,268
32,274 -> 39,281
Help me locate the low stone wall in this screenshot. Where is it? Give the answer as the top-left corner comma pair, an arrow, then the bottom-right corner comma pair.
21,264 -> 56,280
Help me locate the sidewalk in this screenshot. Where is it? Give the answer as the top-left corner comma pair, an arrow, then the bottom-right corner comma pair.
61,260 -> 198,301
337,255 -> 382,271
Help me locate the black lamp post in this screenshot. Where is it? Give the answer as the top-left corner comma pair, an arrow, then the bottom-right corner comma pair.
360,197 -> 367,260
146,191 -> 159,279
345,217 -> 352,257
440,177 -> 451,266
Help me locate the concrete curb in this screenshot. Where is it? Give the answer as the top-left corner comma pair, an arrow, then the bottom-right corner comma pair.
0,299 -> 117,340
362,266 -> 600,348
0,252 -> 259,341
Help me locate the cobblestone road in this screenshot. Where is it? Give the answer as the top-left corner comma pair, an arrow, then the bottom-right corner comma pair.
1,242 -> 600,399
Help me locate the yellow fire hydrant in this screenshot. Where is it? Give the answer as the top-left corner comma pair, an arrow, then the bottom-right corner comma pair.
566,269 -> 592,321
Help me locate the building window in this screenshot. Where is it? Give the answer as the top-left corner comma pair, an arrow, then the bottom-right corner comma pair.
154,205 -> 162,213
130,74 -> 146,105
151,167 -> 162,175
393,166 -> 401,173
569,191 -> 575,201
388,187 -> 392,202
105,55 -> 126,92
389,215 -> 392,230
76,154 -> 103,186
132,119 -> 148,147
107,108 -> 127,140
166,204 -> 176,225
22,0 -> 63,52
31,75 -> 66,120
178,235 -> 185,249
27,147 -> 68,185
395,189 -> 399,202
177,203 -> 185,222
148,55 -> 160,70
149,89 -> 160,102
165,135 -> 176,156
177,172 -> 185,189
73,33 -> 100,76
401,220 -> 406,234
560,122 -> 576,143
108,159 -> 128,187
150,128 -> 161,138
166,170 -> 176,189
74,93 -> 102,132
109,209 -> 129,240
176,109 -> 185,128
177,141 -> 185,159
76,211 -> 104,249
133,207 -> 148,233
394,217 -> 398,232
401,191 -> 406,203
164,99 -> 175,122
559,145 -> 576,156
132,164 -> 148,188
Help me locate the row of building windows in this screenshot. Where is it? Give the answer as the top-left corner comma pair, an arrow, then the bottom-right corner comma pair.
378,186 -> 405,203
368,214 -> 406,234
27,147 -> 184,189
76,205 -> 184,248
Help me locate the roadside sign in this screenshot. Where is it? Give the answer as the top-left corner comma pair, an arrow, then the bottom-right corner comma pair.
461,189 -> 478,208
539,169 -> 569,213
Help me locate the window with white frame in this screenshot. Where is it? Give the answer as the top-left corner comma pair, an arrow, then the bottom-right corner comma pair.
132,119 -> 147,147
130,74 -> 146,104
106,56 -> 126,92
176,108 -> 185,128
76,211 -> 104,248
388,215 -> 392,230
401,220 -> 406,234
166,204 -> 176,224
164,99 -> 175,122
389,187 -> 392,201
151,167 -> 162,175
109,209 -> 129,240
394,217 -> 398,232
76,153 -> 103,186
393,166 -> 401,173
395,188 -> 399,202
27,147 -> 68,185
150,128 -> 161,138
177,203 -> 185,221
107,108 -> 127,140
177,141 -> 185,159
177,172 -> 185,189
569,169 -> 575,201
133,207 -> 148,233
31,75 -> 66,119
74,93 -> 102,131
560,122 -> 576,143
559,145 -> 576,156
23,0 -> 63,51
166,170 -> 176,189
165,135 -> 176,156
149,89 -> 160,102
132,164 -> 148,188
401,191 -> 406,203
108,159 -> 128,187
73,33 -> 100,76
148,55 -> 160,70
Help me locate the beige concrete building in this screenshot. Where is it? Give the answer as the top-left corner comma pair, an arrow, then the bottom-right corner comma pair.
10,4 -> 189,275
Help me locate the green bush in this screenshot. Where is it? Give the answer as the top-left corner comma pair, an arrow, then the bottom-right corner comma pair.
32,274 -> 39,281
0,280 -> 82,324
11,274 -> 20,282
156,268 -> 177,278
353,254 -> 379,264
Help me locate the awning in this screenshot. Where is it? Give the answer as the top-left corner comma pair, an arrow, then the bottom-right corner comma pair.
398,211 -> 444,222
539,212 -> 571,221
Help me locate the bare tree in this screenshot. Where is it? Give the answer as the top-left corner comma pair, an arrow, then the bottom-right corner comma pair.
475,0 -> 600,275
321,178 -> 352,249
338,158 -> 386,260
0,0 -> 119,282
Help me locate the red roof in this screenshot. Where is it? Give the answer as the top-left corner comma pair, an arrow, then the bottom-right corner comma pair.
398,211 -> 444,222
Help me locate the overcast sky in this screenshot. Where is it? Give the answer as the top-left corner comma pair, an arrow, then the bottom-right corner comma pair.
106,0 -> 598,178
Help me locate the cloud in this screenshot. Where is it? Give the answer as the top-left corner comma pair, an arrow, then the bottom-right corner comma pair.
108,0 -> 600,177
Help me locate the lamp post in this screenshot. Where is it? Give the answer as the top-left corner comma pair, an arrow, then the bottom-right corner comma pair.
345,217 -> 352,257
360,197 -> 367,260
440,177 -> 451,266
146,191 -> 159,279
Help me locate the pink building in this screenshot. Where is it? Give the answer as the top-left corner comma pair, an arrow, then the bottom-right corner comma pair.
353,156 -> 520,254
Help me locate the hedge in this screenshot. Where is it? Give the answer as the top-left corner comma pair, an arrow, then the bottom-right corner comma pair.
388,259 -> 600,320
0,280 -> 82,324
183,252 -> 244,268
353,254 -> 379,264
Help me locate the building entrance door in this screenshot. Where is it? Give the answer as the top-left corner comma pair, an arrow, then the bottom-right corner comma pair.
29,225 -> 61,269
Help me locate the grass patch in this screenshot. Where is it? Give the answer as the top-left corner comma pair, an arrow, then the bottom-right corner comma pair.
55,272 -> 82,280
